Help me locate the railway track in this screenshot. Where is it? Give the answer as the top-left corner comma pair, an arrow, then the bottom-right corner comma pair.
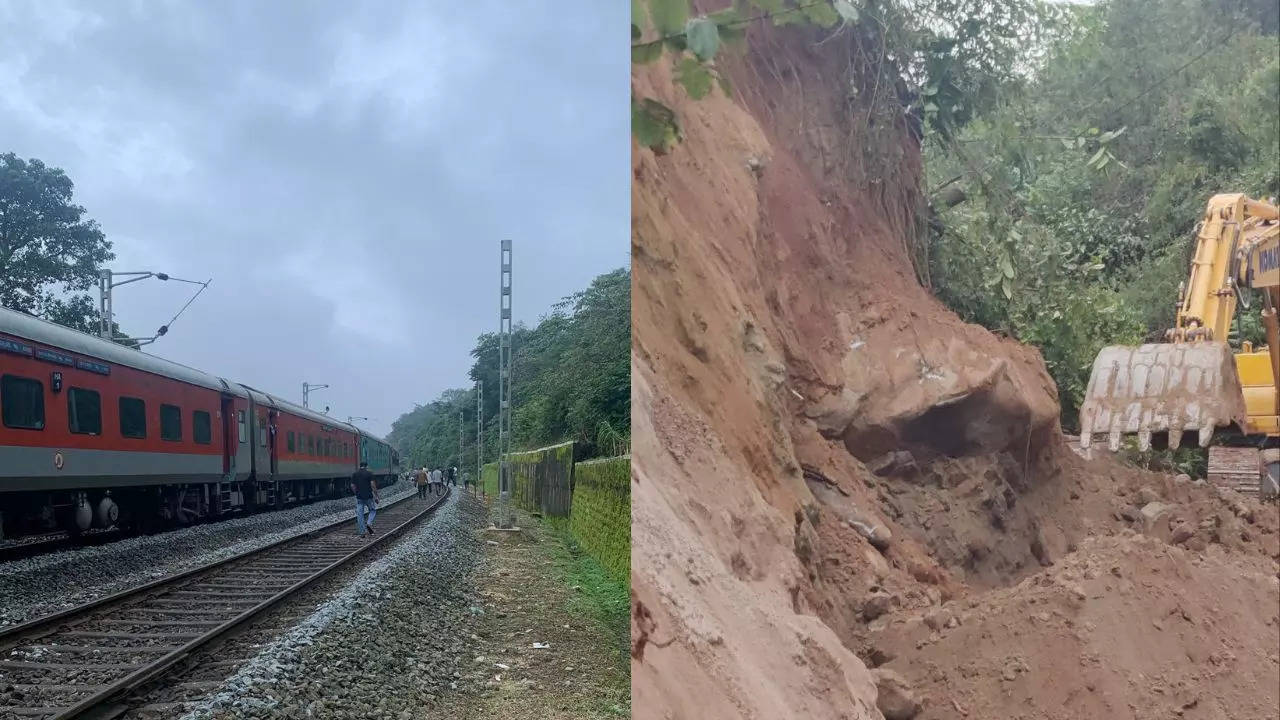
0,487 -> 450,720
0,481 -> 411,564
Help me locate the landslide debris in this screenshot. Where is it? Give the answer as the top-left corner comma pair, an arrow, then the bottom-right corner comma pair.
631,15 -> 1279,720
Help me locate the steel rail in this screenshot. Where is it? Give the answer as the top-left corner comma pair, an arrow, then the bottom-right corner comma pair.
0,487 -> 451,720
0,486 -> 418,648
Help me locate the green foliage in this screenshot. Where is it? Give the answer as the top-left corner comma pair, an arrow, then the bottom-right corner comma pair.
543,518 -> 631,670
1117,442 -> 1208,479
0,152 -> 133,342
508,441 -> 575,516
632,0 -> 1065,153
675,57 -> 713,99
481,461 -> 499,498
390,269 -> 629,469
685,17 -> 721,61
926,0 -> 1279,430
632,97 -> 680,154
569,456 -> 631,583
647,0 -> 689,35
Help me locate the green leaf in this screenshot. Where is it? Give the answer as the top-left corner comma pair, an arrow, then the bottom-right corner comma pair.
1087,147 -> 1106,166
676,57 -> 713,99
709,7 -> 743,24
632,0 -> 648,35
632,40 -> 663,65
648,0 -> 688,36
747,0 -> 784,11
801,2 -> 841,27
1098,126 -> 1127,144
834,0 -> 860,22
999,255 -> 1015,279
685,17 -> 720,61
632,96 -> 681,153
1001,277 -> 1013,300
773,7 -> 806,26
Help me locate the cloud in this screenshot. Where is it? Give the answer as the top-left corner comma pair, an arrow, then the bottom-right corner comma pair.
0,0 -> 627,436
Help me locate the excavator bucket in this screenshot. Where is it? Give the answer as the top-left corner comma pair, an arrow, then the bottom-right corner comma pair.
1079,342 -> 1248,452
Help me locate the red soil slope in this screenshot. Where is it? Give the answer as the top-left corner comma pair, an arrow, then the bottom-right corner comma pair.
632,16 -> 1279,720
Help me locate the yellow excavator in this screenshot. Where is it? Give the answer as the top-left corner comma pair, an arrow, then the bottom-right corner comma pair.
1079,193 -> 1280,498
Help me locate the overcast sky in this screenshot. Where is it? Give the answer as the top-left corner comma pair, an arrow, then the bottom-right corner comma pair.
0,1 -> 627,437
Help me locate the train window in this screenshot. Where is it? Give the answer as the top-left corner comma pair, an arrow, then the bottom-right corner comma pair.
1,375 -> 45,430
193,411 -> 212,444
119,397 -> 146,438
325,438 -> 332,457
237,410 -> 247,443
287,430 -> 296,452
160,404 -> 182,441
259,424 -> 267,448
67,387 -> 102,435
308,435 -> 315,455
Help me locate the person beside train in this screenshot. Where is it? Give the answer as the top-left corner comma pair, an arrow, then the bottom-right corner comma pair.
351,461 -> 379,537
415,467 -> 429,499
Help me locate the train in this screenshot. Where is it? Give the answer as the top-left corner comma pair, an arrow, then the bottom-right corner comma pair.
0,306 -> 400,540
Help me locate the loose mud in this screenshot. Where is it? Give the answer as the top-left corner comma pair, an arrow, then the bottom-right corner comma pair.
632,13 -> 1279,720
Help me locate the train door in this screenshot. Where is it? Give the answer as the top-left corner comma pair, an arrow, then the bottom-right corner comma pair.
268,410 -> 279,478
255,411 -> 269,479
220,395 -> 235,474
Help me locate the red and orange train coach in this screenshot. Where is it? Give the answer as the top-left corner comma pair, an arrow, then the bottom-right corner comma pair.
0,307 -> 399,540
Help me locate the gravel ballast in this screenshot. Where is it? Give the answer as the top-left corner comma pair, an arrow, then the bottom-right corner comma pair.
171,490 -> 487,720
0,481 -> 414,629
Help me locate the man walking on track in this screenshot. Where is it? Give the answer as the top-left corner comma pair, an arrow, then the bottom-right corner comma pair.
431,466 -> 442,494
351,460 -> 378,537
415,467 -> 428,499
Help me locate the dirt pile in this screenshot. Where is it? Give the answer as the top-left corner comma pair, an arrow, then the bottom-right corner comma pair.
869,533 -> 1279,720
631,14 -> 1279,720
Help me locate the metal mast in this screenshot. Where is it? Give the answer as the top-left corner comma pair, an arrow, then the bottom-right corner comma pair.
497,240 -> 514,524
476,380 -> 483,491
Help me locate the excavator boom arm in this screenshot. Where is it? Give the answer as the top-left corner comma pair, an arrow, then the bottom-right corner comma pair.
1079,194 -> 1280,452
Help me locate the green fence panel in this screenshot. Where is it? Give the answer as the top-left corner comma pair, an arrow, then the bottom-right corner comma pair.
507,441 -> 575,517
568,455 -> 630,581
481,461 -> 499,498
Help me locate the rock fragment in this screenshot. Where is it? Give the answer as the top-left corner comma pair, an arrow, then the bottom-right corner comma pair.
871,668 -> 921,720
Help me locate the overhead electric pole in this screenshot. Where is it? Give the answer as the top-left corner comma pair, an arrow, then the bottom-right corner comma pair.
476,380 -> 483,493
302,382 -> 329,410
497,239 -> 514,526
98,269 -> 211,346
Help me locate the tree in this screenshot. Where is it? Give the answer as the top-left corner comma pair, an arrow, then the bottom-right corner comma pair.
390,268 -> 632,467
0,152 -> 131,341
923,0 -> 1279,429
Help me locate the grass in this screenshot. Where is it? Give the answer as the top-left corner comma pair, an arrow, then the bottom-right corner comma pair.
543,517 -> 631,665
457,508 -> 630,720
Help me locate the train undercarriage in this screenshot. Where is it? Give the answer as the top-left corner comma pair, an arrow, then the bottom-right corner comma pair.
0,476 -> 361,541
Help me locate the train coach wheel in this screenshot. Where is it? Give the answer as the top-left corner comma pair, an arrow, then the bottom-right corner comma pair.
95,496 -> 119,529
